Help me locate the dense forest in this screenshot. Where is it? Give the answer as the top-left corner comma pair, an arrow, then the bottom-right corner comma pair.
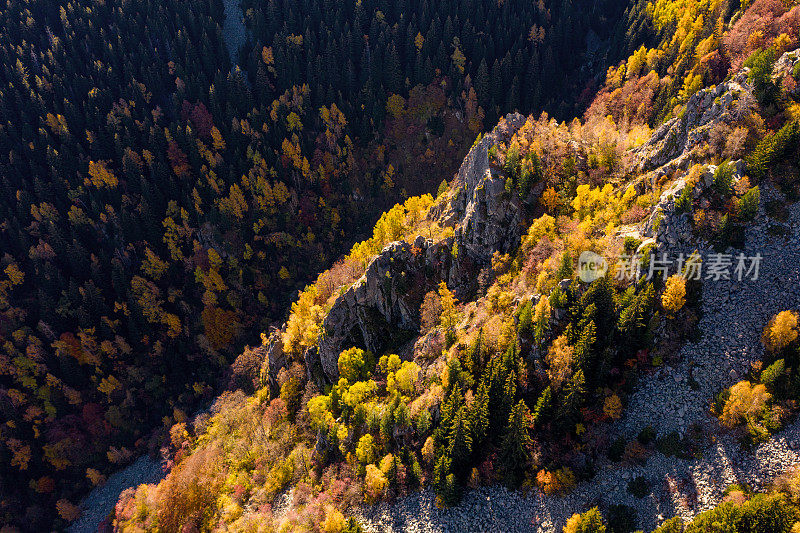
0,0 -> 643,529
104,0 -> 800,529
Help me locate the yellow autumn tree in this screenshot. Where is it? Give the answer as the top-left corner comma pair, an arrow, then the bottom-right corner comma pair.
438,281 -> 458,332
282,285 -> 324,356
525,214 -> 556,245
87,160 -> 118,188
661,274 -> 686,314
546,334 -> 574,389
338,347 -> 370,383
7,439 -> 31,470
210,126 -> 226,151
86,468 -> 106,486
386,94 -> 406,118
414,32 -> 425,51
355,434 -> 377,465
201,306 -> 240,350
218,183 -> 248,221
536,467 -> 576,495
97,375 -> 121,397
421,436 -> 435,465
364,464 -> 388,503
764,311 -> 799,353
141,248 -> 168,281
720,381 -> 771,428
389,361 -> 421,395
5,262 -> 24,286
321,505 -> 346,533
307,395 -> 333,430
563,508 -> 606,533
603,394 -> 623,419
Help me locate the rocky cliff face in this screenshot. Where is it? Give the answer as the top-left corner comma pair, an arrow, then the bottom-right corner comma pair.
630,52 -> 800,258
265,47 -> 797,384
627,64 -> 760,257
315,238 -> 453,381
305,113 -> 528,382
641,160 -> 747,254
260,328 -> 286,394
633,71 -> 753,172
432,112 -> 527,256
432,112 -> 527,295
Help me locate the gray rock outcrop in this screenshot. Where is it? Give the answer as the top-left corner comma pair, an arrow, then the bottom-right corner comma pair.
643,160 -> 747,256
430,112 -> 528,295
771,48 -> 800,96
259,328 -> 287,395
316,238 -> 453,381
313,113 -> 530,381
633,71 -> 753,172
447,112 -> 527,258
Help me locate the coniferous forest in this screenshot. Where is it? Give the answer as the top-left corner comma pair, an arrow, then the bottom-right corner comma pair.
0,0 -> 637,528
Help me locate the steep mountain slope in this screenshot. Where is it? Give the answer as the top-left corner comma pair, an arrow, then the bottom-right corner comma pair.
109,30 -> 800,529
358,183 -> 800,532
47,0 -> 800,531
0,0 -> 639,528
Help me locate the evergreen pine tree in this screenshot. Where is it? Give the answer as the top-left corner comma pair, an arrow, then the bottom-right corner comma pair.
471,379 -> 490,446
437,179 -> 448,197
500,400 -> 533,484
558,370 -> 586,424
465,328 -> 483,377
518,299 -> 533,337
532,386 -> 552,428
573,318 -> 596,376
475,58 -> 489,105
448,405 -> 473,473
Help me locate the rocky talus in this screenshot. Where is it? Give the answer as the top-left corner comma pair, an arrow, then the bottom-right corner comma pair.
67,456 -> 164,533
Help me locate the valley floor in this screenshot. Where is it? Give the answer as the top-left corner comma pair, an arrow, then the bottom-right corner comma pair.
67,456 -> 164,533
356,187 -> 800,532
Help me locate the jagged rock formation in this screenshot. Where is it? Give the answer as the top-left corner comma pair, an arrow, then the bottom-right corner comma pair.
429,112 -> 525,232
627,65 -> 758,258
307,113 -> 528,381
439,112 -> 527,259
642,160 -> 747,254
316,238 -> 453,381
772,49 -> 800,96
260,328 -> 286,394
433,113 -> 528,297
634,71 -> 753,172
